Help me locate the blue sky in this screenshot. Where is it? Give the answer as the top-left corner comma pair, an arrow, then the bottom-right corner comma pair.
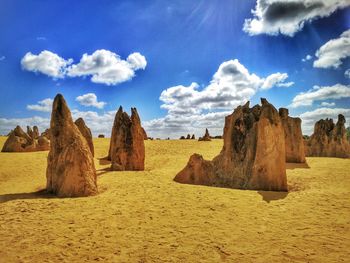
0,0 -> 349,137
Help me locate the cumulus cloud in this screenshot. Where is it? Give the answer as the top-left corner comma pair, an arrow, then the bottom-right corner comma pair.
320,101 -> 335,107
243,0 -> 349,36
290,84 -> 350,108
75,93 -> 106,109
302,54 -> 312,62
21,49 -> 147,85
0,116 -> 50,136
345,69 -> 350,78
313,29 -> 350,69
144,59 -> 292,138
21,50 -> 73,78
299,107 -> 350,135
26,98 -> 53,112
67,49 -> 147,85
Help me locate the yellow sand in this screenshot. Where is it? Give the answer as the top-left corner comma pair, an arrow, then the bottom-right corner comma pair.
0,136 -> 349,263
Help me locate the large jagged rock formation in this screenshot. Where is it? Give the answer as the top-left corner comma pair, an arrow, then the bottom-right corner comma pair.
304,114 -> 350,158
41,128 -> 51,140
175,99 -> 287,191
198,128 -> 211,141
279,108 -> 306,163
1,125 -> 50,152
108,106 -> 145,171
46,94 -> 98,197
75,117 -> 94,156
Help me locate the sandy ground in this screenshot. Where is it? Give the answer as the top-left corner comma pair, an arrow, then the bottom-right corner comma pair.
0,136 -> 349,263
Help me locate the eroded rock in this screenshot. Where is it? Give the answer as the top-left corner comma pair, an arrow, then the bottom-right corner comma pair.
198,128 -> 211,141
175,98 -> 287,191
75,117 -> 94,156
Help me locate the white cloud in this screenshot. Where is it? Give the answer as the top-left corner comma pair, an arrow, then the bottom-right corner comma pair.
75,93 -> 106,109
26,98 -> 53,112
0,116 -> 50,136
67,49 -> 147,85
299,107 -> 350,135
21,50 -> 73,78
243,0 -> 350,36
261,72 -> 293,89
290,84 -> 350,108
36,37 -> 47,41
320,101 -> 336,107
314,29 -> 350,69
302,54 -> 312,62
0,56 -> 5,61
145,59 -> 292,138
345,69 -> 350,79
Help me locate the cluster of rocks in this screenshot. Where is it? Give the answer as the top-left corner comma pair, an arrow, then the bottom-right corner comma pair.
175,99 -> 288,191
107,106 -> 145,171
304,114 -> 350,158
180,134 -> 195,140
2,125 -> 50,152
198,129 -> 211,141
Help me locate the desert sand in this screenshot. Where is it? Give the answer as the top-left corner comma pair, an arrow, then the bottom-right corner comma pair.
0,136 -> 349,263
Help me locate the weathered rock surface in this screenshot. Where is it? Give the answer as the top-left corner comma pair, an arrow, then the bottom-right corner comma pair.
1,125 -> 50,152
46,94 -> 98,197
175,98 -> 287,191
304,114 -> 350,158
75,118 -> 94,156
142,128 -> 148,140
41,128 -> 51,140
108,106 -> 145,171
279,108 -> 306,163
198,128 -> 211,141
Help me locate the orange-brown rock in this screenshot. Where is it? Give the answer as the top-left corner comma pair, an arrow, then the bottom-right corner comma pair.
198,128 -> 211,141
304,114 -> 350,158
142,128 -> 148,140
1,125 -> 50,152
108,106 -> 145,171
75,117 -> 94,156
175,98 -> 287,191
279,108 -> 306,163
46,94 -> 98,197
41,128 -> 51,140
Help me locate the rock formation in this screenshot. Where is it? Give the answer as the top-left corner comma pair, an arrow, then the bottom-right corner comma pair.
46,94 -> 98,197
75,118 -> 94,156
304,114 -> 350,158
175,99 -> 287,192
142,128 -> 148,140
191,134 -> 195,140
108,106 -> 145,171
98,134 -> 105,138
1,125 -> 50,152
180,136 -> 186,140
279,108 -> 306,163
41,128 -> 51,140
198,128 -> 211,141
186,134 -> 191,139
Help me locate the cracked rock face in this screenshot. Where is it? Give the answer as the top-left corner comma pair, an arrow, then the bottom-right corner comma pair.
304,114 -> 350,158
46,94 -> 98,197
108,106 -> 145,171
279,108 -> 306,163
175,98 -> 287,192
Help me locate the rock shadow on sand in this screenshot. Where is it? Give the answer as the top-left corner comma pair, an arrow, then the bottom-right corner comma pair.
258,191 -> 288,203
0,189 -> 55,203
286,162 -> 310,170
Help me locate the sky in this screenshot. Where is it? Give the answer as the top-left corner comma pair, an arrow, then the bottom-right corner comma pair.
0,0 -> 349,138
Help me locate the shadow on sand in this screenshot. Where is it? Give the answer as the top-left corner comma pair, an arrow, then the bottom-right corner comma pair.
98,157 -> 111,165
258,191 -> 288,203
286,162 -> 310,170
97,167 -> 111,176
0,189 -> 55,203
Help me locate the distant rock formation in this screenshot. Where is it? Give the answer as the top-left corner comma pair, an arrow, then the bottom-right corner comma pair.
46,94 -> 98,197
175,99 -> 287,191
75,117 -> 94,157
304,114 -> 350,158
1,125 -> 50,152
213,135 -> 223,139
191,134 -> 195,140
198,128 -> 211,141
142,128 -> 148,140
98,134 -> 105,138
279,108 -> 306,163
186,134 -> 191,139
180,136 -> 186,140
108,106 -> 145,171
41,128 -> 51,140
